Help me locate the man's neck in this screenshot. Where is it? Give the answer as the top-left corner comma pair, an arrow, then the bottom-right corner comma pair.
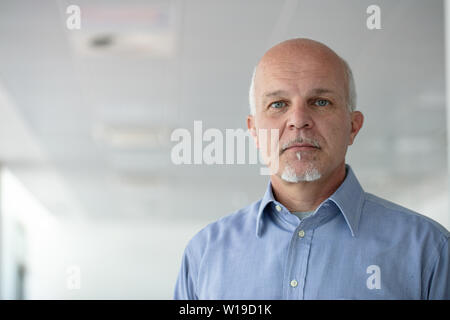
270,163 -> 347,213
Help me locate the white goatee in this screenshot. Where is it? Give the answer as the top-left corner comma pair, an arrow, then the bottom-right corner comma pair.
281,159 -> 321,183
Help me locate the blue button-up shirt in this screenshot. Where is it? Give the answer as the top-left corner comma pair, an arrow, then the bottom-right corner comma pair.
174,165 -> 449,299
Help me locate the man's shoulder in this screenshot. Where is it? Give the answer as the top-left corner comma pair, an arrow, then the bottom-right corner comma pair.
362,192 -> 449,239
185,199 -> 261,252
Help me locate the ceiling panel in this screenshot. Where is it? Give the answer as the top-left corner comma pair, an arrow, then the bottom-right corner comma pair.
0,0 -> 446,222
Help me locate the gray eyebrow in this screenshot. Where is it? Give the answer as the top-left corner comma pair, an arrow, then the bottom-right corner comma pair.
263,90 -> 290,98
263,88 -> 337,100
310,88 -> 336,95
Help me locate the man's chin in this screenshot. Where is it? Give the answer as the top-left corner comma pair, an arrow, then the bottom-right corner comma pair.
279,164 -> 322,183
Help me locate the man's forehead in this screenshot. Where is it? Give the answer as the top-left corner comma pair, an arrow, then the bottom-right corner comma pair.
255,52 -> 345,93
258,55 -> 343,78
263,88 -> 337,98
256,62 -> 345,93
256,40 -> 345,80
259,63 -> 338,82
259,38 -> 341,64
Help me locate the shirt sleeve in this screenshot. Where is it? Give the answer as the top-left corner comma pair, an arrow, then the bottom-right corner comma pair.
427,237 -> 450,299
173,245 -> 198,300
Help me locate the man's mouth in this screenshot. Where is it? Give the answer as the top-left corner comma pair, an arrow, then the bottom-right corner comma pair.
285,143 -> 318,151
281,141 -> 320,154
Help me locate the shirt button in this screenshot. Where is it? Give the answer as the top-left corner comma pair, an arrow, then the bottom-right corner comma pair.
275,205 -> 282,212
298,230 -> 305,238
290,280 -> 298,288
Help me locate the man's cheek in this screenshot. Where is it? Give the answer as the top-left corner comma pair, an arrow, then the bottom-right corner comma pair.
257,129 -> 280,167
328,126 -> 348,145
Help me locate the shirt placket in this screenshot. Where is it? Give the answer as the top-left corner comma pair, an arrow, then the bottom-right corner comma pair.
283,221 -> 313,299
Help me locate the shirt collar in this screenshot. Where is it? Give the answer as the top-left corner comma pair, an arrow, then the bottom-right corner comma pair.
256,164 -> 365,238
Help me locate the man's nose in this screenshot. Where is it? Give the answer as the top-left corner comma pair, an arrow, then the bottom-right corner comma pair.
287,102 -> 313,130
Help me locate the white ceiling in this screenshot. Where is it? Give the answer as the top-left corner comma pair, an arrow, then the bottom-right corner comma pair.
0,0 -> 447,224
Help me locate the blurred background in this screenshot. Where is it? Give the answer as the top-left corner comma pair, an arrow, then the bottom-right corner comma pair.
0,0 -> 448,299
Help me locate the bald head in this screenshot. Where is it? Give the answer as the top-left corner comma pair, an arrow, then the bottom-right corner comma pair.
249,38 -> 356,115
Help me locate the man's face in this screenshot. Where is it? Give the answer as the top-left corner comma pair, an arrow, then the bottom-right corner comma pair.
248,50 -> 363,183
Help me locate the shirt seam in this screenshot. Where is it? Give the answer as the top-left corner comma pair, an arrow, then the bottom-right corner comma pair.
364,194 -> 449,238
422,236 -> 449,299
271,209 -> 298,232
283,226 -> 300,298
186,244 -> 200,299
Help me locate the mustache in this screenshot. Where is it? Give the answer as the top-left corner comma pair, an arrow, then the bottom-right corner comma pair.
280,137 -> 321,155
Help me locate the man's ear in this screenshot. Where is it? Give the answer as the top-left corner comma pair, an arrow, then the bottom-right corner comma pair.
349,111 -> 364,145
247,114 -> 259,149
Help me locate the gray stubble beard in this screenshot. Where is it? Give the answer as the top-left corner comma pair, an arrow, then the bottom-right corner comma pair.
280,151 -> 322,183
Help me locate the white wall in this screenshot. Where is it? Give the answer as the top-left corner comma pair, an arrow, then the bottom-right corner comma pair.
35,219 -> 208,299
25,219 -> 205,299
1,168 -> 206,299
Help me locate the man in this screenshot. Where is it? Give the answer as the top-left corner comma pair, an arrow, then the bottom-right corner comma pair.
174,38 -> 449,299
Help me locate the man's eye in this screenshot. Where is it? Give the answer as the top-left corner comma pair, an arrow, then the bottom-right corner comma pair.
269,101 -> 287,109
314,99 -> 330,107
